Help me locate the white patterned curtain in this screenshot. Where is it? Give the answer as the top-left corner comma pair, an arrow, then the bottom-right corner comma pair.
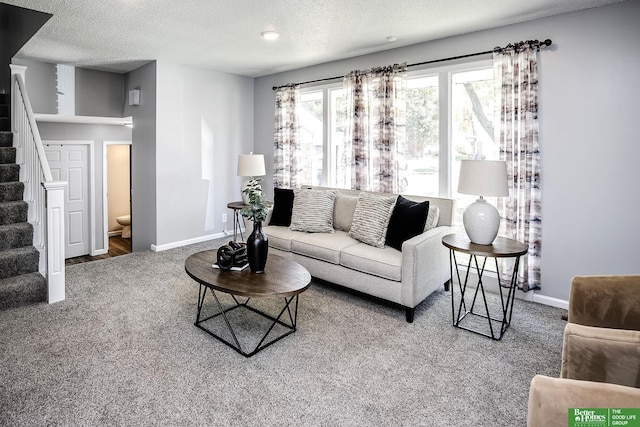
342,64 -> 407,193
494,43 -> 542,291
273,85 -> 301,189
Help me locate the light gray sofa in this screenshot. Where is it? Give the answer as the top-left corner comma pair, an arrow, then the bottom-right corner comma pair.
263,186 -> 456,322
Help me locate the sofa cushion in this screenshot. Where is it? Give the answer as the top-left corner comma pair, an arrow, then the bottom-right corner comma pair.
289,188 -> 337,233
340,243 -> 403,281
291,230 -> 359,264
262,225 -> 307,252
269,188 -> 295,226
333,194 -> 358,232
385,195 -> 430,251
348,192 -> 397,248
425,205 -> 440,230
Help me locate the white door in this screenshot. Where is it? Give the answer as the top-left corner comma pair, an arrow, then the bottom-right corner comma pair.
45,144 -> 90,259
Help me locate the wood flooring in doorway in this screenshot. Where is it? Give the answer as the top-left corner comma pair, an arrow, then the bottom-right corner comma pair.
65,236 -> 132,266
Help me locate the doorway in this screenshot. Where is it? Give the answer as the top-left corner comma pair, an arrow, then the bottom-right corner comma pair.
103,141 -> 132,256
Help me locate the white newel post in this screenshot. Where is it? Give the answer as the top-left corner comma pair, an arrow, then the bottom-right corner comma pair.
44,181 -> 67,303
9,65 -> 27,131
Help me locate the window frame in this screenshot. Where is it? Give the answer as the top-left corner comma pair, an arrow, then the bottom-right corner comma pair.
298,58 -> 495,197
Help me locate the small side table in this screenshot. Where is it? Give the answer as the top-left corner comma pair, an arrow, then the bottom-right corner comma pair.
442,233 -> 528,340
227,201 -> 247,242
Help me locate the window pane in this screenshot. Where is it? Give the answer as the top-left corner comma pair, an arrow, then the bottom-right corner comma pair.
299,91 -> 324,186
451,68 -> 497,224
403,76 -> 439,196
329,88 -> 347,188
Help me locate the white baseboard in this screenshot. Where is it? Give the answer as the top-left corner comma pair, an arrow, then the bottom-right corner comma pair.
533,293 -> 568,310
150,232 -> 227,252
108,230 -> 122,237
91,248 -> 108,256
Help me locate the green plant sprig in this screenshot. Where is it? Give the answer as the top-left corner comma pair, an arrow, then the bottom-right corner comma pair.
240,178 -> 271,223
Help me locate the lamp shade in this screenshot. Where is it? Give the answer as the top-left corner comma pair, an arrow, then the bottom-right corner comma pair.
237,153 -> 266,177
457,160 -> 509,197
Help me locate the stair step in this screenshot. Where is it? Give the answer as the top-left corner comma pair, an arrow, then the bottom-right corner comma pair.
0,104 -> 8,118
0,164 -> 19,182
0,246 -> 40,279
0,223 -> 33,251
0,181 -> 24,202
0,93 -> 8,104
0,272 -> 46,310
0,131 -> 13,148
0,147 -> 16,164
0,200 -> 28,225
0,118 -> 9,132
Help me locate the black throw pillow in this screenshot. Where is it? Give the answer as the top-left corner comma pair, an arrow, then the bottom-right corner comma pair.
269,188 -> 295,226
385,196 -> 430,251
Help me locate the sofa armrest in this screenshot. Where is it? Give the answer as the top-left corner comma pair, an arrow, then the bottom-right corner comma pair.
400,226 -> 453,308
527,375 -> 640,427
569,275 -> 640,330
561,322 -> 640,388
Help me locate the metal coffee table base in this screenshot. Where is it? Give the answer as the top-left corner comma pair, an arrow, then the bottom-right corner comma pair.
195,284 -> 299,357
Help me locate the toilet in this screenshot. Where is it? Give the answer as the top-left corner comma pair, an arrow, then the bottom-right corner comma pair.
116,214 -> 131,238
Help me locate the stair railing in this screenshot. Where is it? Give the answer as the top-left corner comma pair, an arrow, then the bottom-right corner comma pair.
10,64 -> 66,303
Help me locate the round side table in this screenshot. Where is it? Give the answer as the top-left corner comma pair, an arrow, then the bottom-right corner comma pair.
442,233 -> 528,340
227,201 -> 248,242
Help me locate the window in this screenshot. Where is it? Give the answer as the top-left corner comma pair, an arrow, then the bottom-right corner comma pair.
299,91 -> 324,186
298,61 -> 497,209
403,76 -> 439,196
450,67 -> 498,225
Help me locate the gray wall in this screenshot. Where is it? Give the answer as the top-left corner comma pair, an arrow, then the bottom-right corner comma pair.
124,61 -> 157,252
254,0 -> 640,302
38,123 -> 132,252
75,68 -> 124,117
11,57 -> 57,113
12,58 -> 126,117
154,61 -> 254,247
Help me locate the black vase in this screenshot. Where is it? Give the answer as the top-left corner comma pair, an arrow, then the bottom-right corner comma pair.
247,221 -> 268,273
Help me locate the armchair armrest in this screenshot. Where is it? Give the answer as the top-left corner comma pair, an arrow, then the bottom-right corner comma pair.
561,322 -> 640,388
527,375 -> 640,427
569,275 -> 640,330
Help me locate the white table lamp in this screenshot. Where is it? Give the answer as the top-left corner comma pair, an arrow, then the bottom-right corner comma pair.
457,160 -> 509,245
237,153 -> 266,204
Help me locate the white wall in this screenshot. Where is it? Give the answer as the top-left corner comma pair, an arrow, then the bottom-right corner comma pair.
254,0 -> 640,301
154,61 -> 254,248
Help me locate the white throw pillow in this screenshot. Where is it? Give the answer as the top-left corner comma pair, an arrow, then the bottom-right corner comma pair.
348,192 -> 397,248
425,205 -> 440,230
289,188 -> 337,233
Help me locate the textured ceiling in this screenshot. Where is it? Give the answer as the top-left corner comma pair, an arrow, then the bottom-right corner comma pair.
2,0 -> 625,76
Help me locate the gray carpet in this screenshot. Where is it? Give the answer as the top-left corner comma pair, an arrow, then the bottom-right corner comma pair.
0,239 -> 566,426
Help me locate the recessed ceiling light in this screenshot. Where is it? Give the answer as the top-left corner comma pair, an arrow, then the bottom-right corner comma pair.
386,36 -> 397,42
261,31 -> 280,41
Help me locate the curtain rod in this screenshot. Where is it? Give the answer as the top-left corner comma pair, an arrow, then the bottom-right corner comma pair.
272,38 -> 552,91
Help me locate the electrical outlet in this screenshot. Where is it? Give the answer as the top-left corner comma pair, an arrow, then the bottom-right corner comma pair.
222,213 -> 227,223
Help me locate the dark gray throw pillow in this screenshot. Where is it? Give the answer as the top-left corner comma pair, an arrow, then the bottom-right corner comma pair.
268,188 -> 295,226
385,196 -> 430,251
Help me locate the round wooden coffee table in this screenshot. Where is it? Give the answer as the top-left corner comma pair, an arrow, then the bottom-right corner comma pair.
185,251 -> 311,357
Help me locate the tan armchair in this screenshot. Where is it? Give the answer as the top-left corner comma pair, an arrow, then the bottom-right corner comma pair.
527,275 -> 640,427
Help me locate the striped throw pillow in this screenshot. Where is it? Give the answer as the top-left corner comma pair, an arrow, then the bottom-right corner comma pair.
348,192 -> 397,248
289,188 -> 338,233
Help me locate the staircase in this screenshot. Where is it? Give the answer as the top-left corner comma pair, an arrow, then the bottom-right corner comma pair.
0,92 -> 46,309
